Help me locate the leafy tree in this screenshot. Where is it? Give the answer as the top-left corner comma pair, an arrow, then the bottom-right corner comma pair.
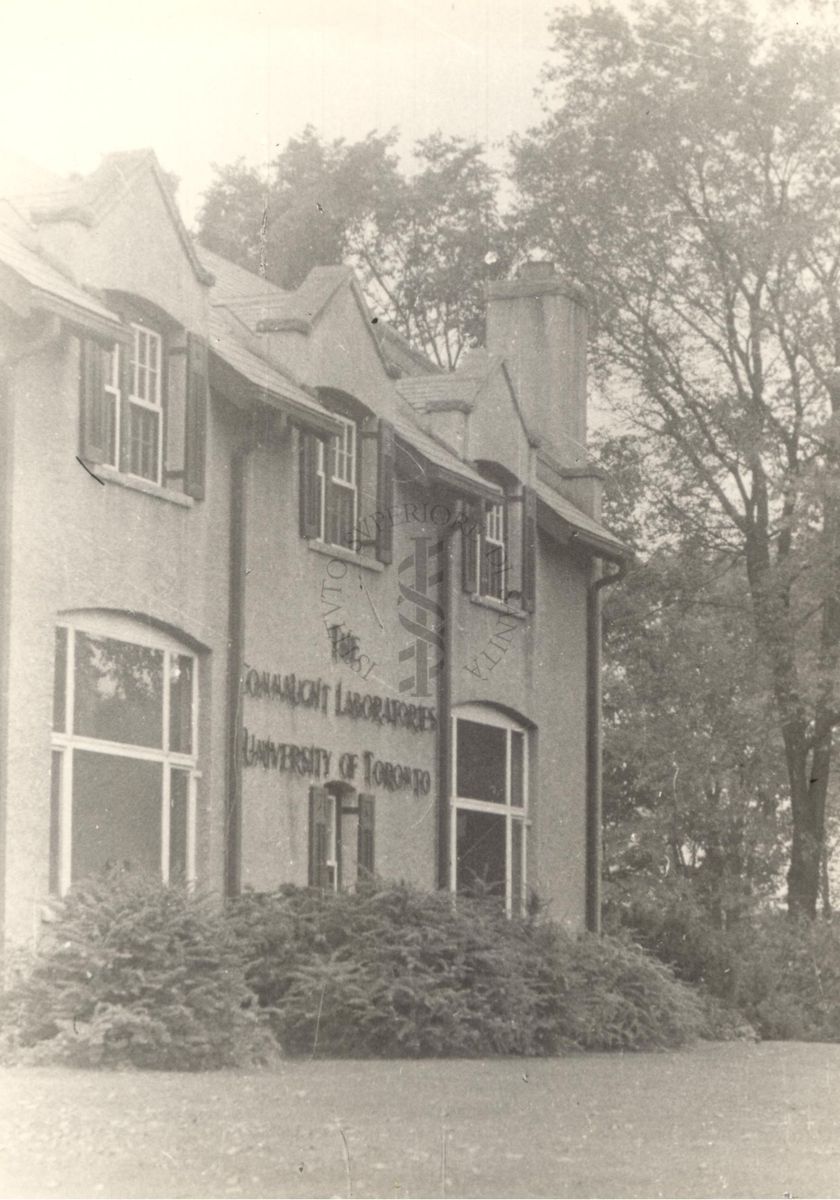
198,127 -> 402,289
351,132 -> 509,369
597,435 -> 789,926
512,0 -> 840,915
198,129 -> 506,368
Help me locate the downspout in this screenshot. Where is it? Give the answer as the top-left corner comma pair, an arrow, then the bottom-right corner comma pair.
225,416 -> 260,898
436,501 -> 459,890
586,555 -> 627,934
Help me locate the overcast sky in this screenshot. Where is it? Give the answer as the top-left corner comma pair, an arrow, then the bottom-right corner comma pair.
0,0 -> 560,226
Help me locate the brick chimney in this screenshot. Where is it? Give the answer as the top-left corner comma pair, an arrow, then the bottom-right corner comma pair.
486,261 -> 588,467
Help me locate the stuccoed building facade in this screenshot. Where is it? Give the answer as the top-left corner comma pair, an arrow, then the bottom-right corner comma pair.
0,150 -> 627,945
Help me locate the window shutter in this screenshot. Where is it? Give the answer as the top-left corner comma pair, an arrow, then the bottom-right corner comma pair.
375,420 -> 395,564
462,500 -> 479,593
299,432 -> 322,539
184,333 -> 208,500
308,786 -> 330,888
357,794 -> 375,879
479,503 -> 491,597
78,338 -> 108,463
118,337 -> 133,474
522,486 -> 538,613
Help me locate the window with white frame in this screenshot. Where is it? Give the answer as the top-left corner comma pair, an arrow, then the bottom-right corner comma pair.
50,616 -> 199,894
125,323 -> 163,482
91,325 -> 163,483
451,705 -> 528,916
483,500 -> 506,601
80,320 -> 209,500
100,343 -> 121,467
316,415 -> 358,549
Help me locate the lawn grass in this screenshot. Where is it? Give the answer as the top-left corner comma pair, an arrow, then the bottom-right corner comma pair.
1,1043 -> 839,1198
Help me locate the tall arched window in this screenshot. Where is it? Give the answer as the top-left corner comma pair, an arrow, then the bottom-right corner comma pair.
451,704 -> 529,915
50,614 -> 199,893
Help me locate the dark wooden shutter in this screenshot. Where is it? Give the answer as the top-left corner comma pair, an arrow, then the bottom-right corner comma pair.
308,787 -> 330,888
184,333 -> 208,500
357,794 -> 375,879
522,486 -> 538,613
78,338 -> 108,463
479,502 -> 491,597
375,420 -> 395,564
462,500 -> 479,593
118,336 -> 133,473
299,432 -> 322,539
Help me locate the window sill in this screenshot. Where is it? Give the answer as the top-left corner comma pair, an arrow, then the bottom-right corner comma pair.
307,540 -> 385,573
91,463 -> 194,508
468,593 -> 528,620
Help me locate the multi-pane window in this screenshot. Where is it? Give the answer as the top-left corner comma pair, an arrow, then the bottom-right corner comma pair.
50,618 -> 198,894
125,324 -> 163,482
79,323 -> 207,498
451,706 -> 528,916
316,416 -> 358,549
300,417 -> 394,563
483,501 -> 506,601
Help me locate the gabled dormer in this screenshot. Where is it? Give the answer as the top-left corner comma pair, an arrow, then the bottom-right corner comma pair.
19,150 -> 213,334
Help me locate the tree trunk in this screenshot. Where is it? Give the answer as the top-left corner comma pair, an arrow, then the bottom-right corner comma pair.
784,728 -> 830,919
745,530 -> 829,919
821,842 -> 833,918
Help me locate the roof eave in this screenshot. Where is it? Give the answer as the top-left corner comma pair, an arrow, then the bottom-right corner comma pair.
32,288 -> 127,343
536,494 -> 631,563
394,433 -> 503,502
209,351 -> 340,438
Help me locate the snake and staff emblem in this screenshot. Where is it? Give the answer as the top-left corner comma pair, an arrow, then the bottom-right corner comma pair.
397,537 -> 446,697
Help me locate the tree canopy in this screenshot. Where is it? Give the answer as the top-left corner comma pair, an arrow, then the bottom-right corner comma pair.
512,0 -> 840,915
197,128 -> 506,368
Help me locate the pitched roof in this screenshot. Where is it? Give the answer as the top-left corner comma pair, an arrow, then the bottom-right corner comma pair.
393,407 -> 502,500
197,245 -> 282,304
0,222 -> 123,338
536,479 -> 629,560
395,373 -> 483,413
14,150 -> 214,287
221,265 -> 352,333
208,309 -> 339,437
375,321 -> 441,378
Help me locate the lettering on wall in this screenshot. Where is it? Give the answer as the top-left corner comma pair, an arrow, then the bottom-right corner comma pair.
243,666 -> 436,732
334,680 -> 436,732
241,728 -> 431,796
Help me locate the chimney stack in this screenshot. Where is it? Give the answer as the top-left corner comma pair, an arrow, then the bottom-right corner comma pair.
486,262 -> 588,467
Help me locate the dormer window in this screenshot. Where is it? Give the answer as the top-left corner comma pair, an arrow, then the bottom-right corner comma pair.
462,469 -> 537,612
299,400 -> 395,564
483,500 -> 507,602
317,414 -> 358,549
125,323 -> 163,482
78,317 -> 207,500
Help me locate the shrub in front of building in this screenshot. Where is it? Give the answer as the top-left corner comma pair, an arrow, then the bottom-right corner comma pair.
0,870 -> 275,1070
229,882 -> 566,1057
230,882 -> 702,1057
1,876 -> 703,1067
551,929 -> 705,1050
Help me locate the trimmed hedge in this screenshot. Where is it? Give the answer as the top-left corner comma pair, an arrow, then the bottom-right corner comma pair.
0,871 -> 275,1070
